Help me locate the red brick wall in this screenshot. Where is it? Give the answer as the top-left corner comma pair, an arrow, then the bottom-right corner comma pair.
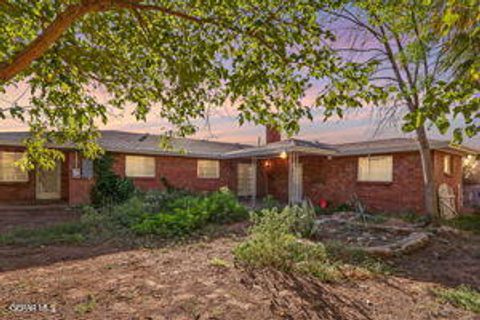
302,153 -> 426,214
0,146 -> 36,204
432,150 -> 463,212
66,151 -> 95,205
262,152 -> 428,214
111,153 -> 235,193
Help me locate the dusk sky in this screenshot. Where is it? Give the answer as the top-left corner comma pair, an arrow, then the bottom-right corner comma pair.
1,81 -> 479,149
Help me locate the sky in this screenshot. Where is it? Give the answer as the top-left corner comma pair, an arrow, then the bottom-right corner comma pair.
1,83 -> 479,149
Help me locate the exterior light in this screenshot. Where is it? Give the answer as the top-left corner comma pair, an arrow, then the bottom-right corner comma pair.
280,151 -> 287,159
264,160 -> 272,168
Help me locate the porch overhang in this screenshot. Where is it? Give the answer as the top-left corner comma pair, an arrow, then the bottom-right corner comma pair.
222,139 -> 338,159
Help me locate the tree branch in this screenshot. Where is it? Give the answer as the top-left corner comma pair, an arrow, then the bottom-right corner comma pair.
0,1 -> 113,83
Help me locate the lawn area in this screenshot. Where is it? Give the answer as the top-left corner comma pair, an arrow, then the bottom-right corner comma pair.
0,197 -> 479,319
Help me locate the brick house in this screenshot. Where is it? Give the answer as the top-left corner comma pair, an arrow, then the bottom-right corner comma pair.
0,129 -> 477,215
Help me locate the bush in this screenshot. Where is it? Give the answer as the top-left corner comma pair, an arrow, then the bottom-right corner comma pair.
132,188 -> 248,237
90,154 -> 136,207
142,189 -> 193,213
234,206 -> 340,282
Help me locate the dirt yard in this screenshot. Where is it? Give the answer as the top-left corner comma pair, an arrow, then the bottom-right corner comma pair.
0,226 -> 479,319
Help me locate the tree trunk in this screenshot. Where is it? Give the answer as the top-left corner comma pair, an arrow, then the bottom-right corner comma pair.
415,126 -> 439,218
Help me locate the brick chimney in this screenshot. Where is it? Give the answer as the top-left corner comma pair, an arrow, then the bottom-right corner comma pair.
266,126 -> 281,144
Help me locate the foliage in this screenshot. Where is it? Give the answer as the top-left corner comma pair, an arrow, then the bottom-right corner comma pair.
433,285 -> 480,313
324,241 -> 393,275
262,194 -> 282,210
74,294 -> 97,316
0,221 -> 87,246
430,0 -> 480,84
209,257 -> 231,269
132,188 -> 248,237
0,0 -> 372,167
234,206 -> 341,282
142,189 -> 193,214
320,1 -> 479,143
90,153 -> 136,207
1,189 -> 248,246
443,214 -> 480,235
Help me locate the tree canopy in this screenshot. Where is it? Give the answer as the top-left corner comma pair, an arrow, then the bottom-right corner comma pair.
1,0 -> 368,169
0,0 -> 478,171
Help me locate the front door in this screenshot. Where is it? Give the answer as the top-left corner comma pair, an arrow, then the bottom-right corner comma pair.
36,162 -> 61,200
237,163 -> 254,197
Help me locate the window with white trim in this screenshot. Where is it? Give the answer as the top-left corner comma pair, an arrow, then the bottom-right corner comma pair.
125,155 -> 155,177
358,155 -> 393,182
443,154 -> 452,175
0,152 -> 28,182
197,160 -> 220,179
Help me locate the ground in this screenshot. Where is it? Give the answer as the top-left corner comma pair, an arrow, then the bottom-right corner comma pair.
0,218 -> 479,320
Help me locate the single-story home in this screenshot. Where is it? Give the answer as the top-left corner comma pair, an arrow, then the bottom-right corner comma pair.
0,129 -> 477,216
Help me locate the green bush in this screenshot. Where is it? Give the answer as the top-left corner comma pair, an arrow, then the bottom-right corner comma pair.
234,206 -> 340,282
90,154 -> 136,207
132,188 -> 248,237
142,189 -> 193,213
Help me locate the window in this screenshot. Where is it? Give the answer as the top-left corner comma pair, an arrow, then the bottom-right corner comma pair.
0,152 -> 28,182
197,160 -> 220,179
125,155 -> 155,177
358,155 -> 393,182
443,154 -> 452,175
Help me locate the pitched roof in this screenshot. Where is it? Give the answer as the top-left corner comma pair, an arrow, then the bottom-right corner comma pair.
336,138 -> 479,156
0,131 -> 477,158
223,138 -> 337,158
0,130 -> 250,159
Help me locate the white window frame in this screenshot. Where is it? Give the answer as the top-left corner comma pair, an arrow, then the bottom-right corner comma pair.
0,151 -> 29,182
125,155 -> 156,178
443,154 -> 452,175
357,155 -> 393,182
197,160 -> 220,179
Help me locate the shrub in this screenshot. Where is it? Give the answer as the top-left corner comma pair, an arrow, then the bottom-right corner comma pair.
142,189 -> 193,213
262,194 -> 281,210
234,206 -> 340,282
132,188 -> 248,237
90,153 -> 136,207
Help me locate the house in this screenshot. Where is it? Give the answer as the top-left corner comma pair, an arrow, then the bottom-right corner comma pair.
0,129 -> 477,216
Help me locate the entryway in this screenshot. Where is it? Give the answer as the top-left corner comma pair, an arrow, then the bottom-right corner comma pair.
36,162 -> 61,200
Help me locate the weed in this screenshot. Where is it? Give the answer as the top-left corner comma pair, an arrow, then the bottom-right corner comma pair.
74,294 -> 97,315
324,241 -> 393,275
433,285 -> 480,313
209,257 -> 231,268
443,214 -> 480,234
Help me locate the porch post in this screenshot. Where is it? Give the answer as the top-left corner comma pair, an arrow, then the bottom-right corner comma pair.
251,157 -> 257,207
288,152 -> 299,204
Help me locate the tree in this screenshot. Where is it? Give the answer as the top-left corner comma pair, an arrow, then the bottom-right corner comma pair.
431,0 -> 479,84
317,0 -> 479,217
1,0 -> 371,169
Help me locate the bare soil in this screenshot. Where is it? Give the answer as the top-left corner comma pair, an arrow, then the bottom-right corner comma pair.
0,229 -> 479,320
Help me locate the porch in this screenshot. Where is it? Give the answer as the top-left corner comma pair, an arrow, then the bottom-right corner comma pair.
226,139 -> 337,205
